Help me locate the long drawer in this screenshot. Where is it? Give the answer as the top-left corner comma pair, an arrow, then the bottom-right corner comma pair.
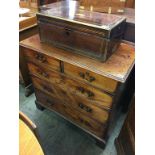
28,62 -> 113,109
23,48 -> 61,72
35,89 -> 106,138
64,62 -> 118,93
31,76 -> 110,124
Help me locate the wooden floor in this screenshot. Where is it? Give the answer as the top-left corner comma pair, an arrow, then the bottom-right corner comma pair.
19,84 -> 126,155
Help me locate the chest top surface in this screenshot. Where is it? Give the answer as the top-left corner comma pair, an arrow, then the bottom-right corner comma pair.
20,34 -> 135,83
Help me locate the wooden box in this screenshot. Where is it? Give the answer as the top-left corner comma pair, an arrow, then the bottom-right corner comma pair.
37,1 -> 126,62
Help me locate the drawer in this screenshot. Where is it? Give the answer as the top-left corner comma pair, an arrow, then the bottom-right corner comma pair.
23,48 -> 60,72
31,76 -> 58,98
64,62 -> 118,93
68,95 -> 109,124
38,21 -> 105,58
28,63 -> 113,109
31,76 -> 110,124
35,89 -> 106,138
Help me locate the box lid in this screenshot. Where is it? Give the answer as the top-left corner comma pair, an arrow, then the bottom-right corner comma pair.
38,1 -> 126,30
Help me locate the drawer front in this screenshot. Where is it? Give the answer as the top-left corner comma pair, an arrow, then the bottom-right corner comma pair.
31,76 -> 109,124
38,21 -> 105,58
23,48 -> 60,72
35,89 -> 106,138
31,76 -> 58,98
28,63 -> 113,109
64,62 -> 118,93
71,96 -> 109,124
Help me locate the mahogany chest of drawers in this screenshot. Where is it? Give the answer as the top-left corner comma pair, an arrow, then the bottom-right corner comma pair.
37,1 -> 126,62
20,34 -> 135,148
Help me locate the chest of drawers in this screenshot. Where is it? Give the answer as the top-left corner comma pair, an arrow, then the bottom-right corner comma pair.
20,34 -> 135,148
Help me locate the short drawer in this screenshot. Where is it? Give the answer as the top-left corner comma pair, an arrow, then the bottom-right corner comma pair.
23,47 -> 60,72
31,76 -> 110,124
35,89 -> 106,138
64,62 -> 118,93
28,63 -> 113,109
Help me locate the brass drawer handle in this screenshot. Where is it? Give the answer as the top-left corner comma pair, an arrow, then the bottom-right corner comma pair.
77,87 -> 85,93
79,72 -> 95,82
40,57 -> 46,63
42,72 -> 48,78
46,99 -> 54,106
65,31 -> 70,36
35,53 -> 40,59
79,103 -> 84,109
79,72 -> 85,78
64,28 -> 72,36
78,103 -> 92,113
87,91 -> 94,97
35,53 -> 47,63
89,76 -> 95,82
42,85 -> 53,93
85,107 -> 92,113
77,87 -> 94,97
79,118 -> 91,127
37,69 -> 49,78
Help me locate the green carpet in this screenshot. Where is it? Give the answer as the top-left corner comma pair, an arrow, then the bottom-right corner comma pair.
19,84 -> 125,155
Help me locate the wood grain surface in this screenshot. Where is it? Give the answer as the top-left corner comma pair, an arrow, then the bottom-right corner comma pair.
24,47 -> 60,72
19,119 -> 44,155
35,89 -> 107,138
19,16 -> 37,32
20,34 -> 135,83
64,62 -> 118,93
31,76 -> 110,124
28,62 -> 113,107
